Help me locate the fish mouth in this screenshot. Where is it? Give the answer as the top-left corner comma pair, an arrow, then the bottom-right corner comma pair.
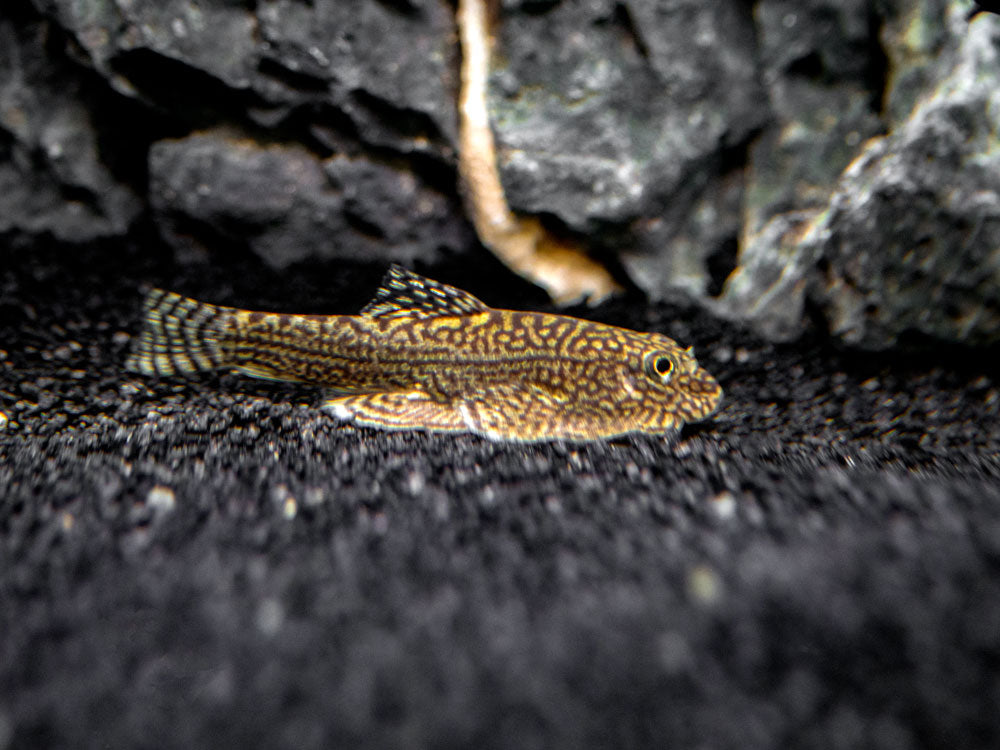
682,371 -> 724,421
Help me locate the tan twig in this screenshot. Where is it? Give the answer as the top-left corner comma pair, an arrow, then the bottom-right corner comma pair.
456,0 -> 621,305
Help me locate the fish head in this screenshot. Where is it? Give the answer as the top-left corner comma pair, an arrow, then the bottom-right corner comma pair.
617,332 -> 723,431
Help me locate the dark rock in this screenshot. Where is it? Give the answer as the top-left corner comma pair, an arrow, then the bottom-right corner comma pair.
626,0 -> 885,304
20,0 -> 467,269
8,0 -> 1000,350
254,0 -> 459,154
489,0 -> 766,231
488,0 -> 768,305
620,169 -> 745,301
743,0 -> 886,241
35,0 -> 460,158
0,12 -> 141,240
720,12 -> 1000,347
712,210 -> 818,342
880,0 -> 957,126
740,78 -> 883,241
754,0 -> 874,80
149,130 -> 472,269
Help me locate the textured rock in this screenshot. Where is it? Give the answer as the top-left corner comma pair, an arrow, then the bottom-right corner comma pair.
741,79 -> 883,242
754,0 -> 874,80
16,0 -> 466,266
489,0 -> 766,231
618,0 -> 888,305
742,0 -> 886,241
880,0 -> 958,126
254,0 -> 459,154
713,210 -> 820,342
8,0 -> 1000,348
35,0 -> 459,157
150,131 -> 472,269
0,12 -> 141,240
620,169 -> 745,301
720,9 -> 1000,347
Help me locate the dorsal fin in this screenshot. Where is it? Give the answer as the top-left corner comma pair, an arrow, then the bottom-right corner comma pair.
360,265 -> 490,319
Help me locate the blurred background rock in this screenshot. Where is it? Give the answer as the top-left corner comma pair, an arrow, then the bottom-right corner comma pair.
3,0 -> 999,348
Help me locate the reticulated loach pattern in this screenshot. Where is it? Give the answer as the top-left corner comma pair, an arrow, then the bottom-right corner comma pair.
128,266 -> 722,442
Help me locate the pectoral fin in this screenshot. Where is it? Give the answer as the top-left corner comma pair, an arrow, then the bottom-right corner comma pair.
323,384 -> 640,442
322,391 -> 467,433
457,383 -> 672,441
456,383 -> 586,442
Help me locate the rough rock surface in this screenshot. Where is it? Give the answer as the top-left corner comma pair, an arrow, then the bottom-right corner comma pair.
149,131 -> 472,268
3,0 -> 1000,348
37,0 -> 460,156
754,0 -> 874,79
720,10 -> 1000,347
490,0 -> 767,300
1,0 -> 465,268
740,0 -> 885,241
3,238 -> 1000,748
489,0 -> 764,229
0,11 -> 141,240
881,0 -> 960,126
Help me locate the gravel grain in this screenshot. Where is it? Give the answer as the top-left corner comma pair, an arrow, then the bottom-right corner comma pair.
2,237 -> 999,749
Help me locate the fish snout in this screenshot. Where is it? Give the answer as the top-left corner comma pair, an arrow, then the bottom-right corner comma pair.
676,369 -> 723,421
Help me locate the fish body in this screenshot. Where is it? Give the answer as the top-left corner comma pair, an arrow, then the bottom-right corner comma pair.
127,266 -> 722,441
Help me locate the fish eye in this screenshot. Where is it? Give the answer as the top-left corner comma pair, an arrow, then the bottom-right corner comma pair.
644,351 -> 676,381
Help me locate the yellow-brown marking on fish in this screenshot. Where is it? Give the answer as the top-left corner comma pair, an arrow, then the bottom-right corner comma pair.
126,265 -> 723,442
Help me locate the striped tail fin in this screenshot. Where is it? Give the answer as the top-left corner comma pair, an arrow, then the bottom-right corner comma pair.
125,288 -> 229,376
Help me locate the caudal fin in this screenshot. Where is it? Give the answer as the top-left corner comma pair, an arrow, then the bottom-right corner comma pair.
125,288 -> 229,376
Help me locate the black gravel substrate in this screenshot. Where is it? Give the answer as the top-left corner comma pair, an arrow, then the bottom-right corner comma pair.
2,236 -> 999,749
